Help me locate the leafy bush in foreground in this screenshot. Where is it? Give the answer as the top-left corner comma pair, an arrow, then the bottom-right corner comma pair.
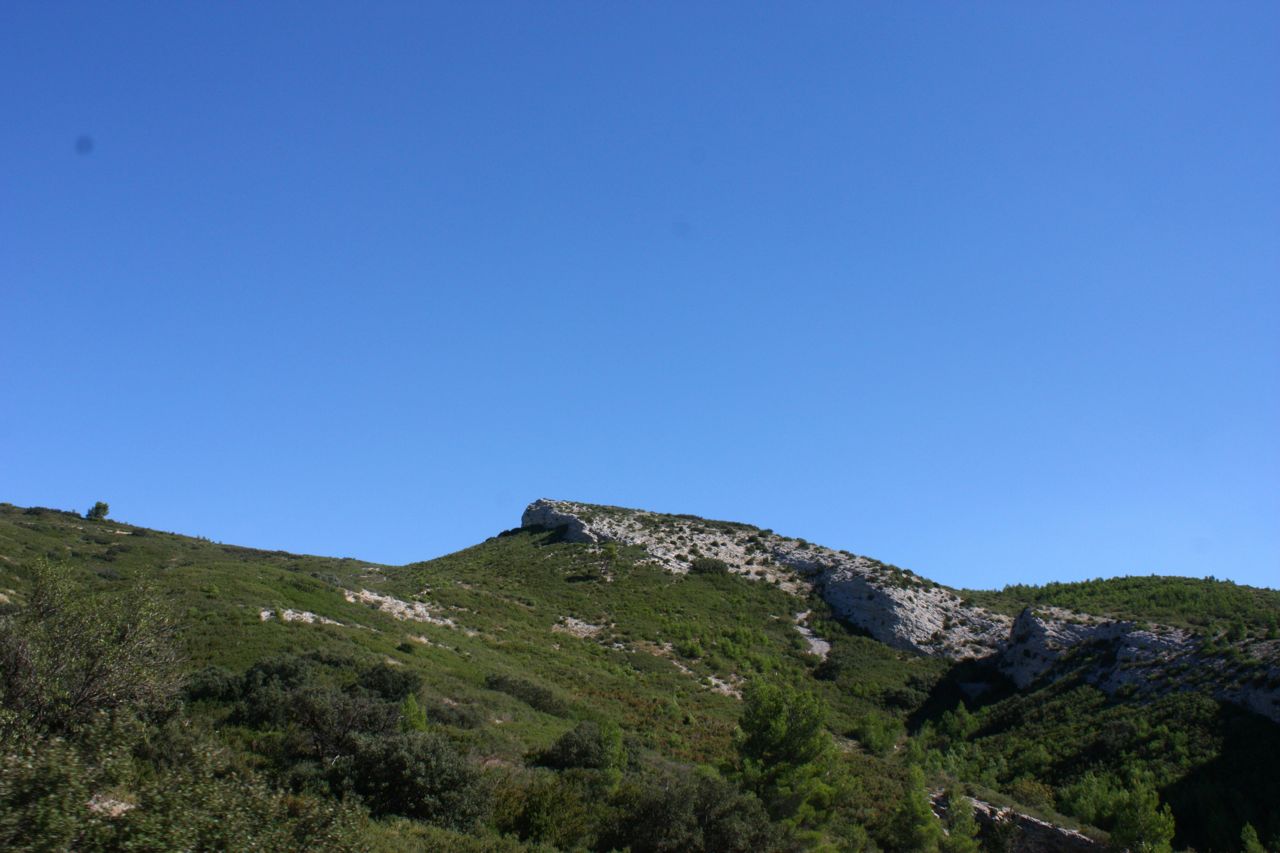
0,560 -> 179,735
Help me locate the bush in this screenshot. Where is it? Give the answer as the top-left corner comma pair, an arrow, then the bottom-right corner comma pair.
1008,776 -> 1055,811
0,721 -> 364,851
423,697 -> 485,730
0,561 -> 179,734
291,686 -> 400,759
493,769 -> 595,849
184,666 -> 241,703
538,721 -> 624,771
485,674 -> 570,717
690,557 -> 730,575
1109,780 -> 1175,853
86,502 -> 109,521
735,680 -> 842,829
847,712 -> 902,756
601,768 -> 780,853
232,655 -> 318,729
358,663 -> 422,701
335,731 -> 487,827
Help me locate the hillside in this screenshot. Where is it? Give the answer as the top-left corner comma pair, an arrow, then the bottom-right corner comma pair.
1,499 -> 1277,852
962,576 -> 1280,636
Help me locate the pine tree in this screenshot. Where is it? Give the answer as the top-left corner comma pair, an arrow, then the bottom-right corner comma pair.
1240,823 -> 1265,853
888,766 -> 942,852
941,788 -> 981,853
735,680 -> 842,831
1109,780 -> 1175,853
399,693 -> 428,732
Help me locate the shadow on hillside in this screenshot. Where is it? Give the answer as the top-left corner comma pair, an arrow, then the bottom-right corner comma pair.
906,656 -> 1017,731
1161,704 -> 1280,851
496,524 -> 571,546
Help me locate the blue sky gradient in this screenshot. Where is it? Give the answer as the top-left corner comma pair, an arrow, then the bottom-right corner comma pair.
3,2 -> 1277,589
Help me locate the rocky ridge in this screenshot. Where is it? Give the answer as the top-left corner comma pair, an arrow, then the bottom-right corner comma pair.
522,499 -> 1011,659
1000,606 -> 1280,724
522,499 -> 1280,723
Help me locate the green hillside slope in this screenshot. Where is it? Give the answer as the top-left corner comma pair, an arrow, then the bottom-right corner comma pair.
0,502 -> 1276,851
962,576 -> 1280,637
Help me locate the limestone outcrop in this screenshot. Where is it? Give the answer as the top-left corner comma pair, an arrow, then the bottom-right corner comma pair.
520,499 -> 1280,723
521,498 -> 1011,658
999,606 -> 1280,723
930,790 -> 1105,852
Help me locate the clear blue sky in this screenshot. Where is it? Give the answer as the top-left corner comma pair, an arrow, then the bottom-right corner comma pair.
3,2 -> 1277,590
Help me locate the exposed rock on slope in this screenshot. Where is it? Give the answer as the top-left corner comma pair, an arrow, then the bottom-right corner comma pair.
522,499 -> 1011,659
1001,606 -> 1280,724
930,791 -> 1104,852
997,606 -> 1188,688
522,499 -> 1280,724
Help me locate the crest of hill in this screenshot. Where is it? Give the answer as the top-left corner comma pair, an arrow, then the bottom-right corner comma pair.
522,499 -> 1280,723
522,498 -> 1014,659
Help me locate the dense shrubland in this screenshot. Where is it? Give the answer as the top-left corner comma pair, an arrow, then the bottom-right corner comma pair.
0,562 -> 954,850
0,504 -> 1276,851
0,562 -> 363,850
964,575 -> 1280,637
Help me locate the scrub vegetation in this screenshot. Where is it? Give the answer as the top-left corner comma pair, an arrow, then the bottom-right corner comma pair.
0,502 -> 1276,851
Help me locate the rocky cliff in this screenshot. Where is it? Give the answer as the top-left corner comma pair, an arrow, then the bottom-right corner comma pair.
999,606 -> 1280,723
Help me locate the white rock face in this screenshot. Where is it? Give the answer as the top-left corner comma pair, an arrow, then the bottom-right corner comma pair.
793,611 -> 831,660
999,607 -> 1280,724
931,791 -> 1104,852
260,607 -> 343,626
521,501 -> 602,544
552,616 -> 605,638
521,499 -> 1010,659
280,608 -> 342,626
86,794 -> 136,819
817,558 -> 1010,657
998,607 -> 1136,688
343,588 -> 457,628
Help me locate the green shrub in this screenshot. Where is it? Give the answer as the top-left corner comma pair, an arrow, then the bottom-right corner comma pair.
494,769 -> 595,849
184,666 -> 240,702
848,713 -> 902,756
538,721 -> 624,771
423,697 -> 485,730
291,686 -> 401,758
485,674 -> 570,717
358,663 -> 422,701
334,731 -> 486,827
1109,780 -> 1175,853
690,557 -> 730,575
0,561 -> 180,735
0,725 -> 364,851
601,768 -> 780,853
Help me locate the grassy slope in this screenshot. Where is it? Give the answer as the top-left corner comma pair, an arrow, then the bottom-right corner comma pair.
0,503 -> 938,765
4,502 -> 1277,850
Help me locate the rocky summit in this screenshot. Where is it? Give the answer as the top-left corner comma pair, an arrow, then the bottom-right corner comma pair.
523,498 -> 1013,658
